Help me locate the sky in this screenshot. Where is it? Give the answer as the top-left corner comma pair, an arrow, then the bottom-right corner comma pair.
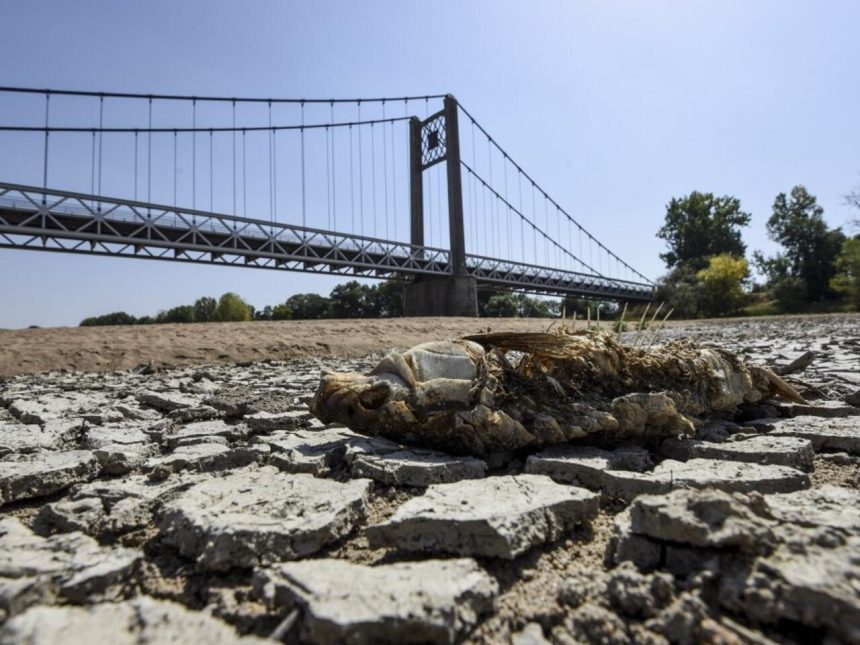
1,0 -> 859,328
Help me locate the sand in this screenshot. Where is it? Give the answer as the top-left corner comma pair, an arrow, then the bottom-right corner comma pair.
0,317 -> 564,377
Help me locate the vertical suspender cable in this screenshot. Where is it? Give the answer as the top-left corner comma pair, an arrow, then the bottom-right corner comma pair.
330,101 -> 337,231
325,125 -> 331,230
390,107 -> 396,241
300,101 -> 306,230
503,159 -> 511,260
147,98 -> 152,209
471,120 -> 478,255
487,138 -> 495,256
192,99 -> 196,210
531,182 -> 537,263
267,101 -> 273,221
90,131 -> 96,205
357,102 -> 364,236
42,92 -> 49,198
232,100 -> 236,215
435,152 -> 441,247
97,96 -> 104,207
349,124 -> 355,235
173,130 -> 178,206
518,170 -> 524,262
134,131 -> 138,200
242,129 -> 247,217
382,101 -> 389,240
273,116 -> 278,223
371,122 -> 377,237
209,129 -> 213,211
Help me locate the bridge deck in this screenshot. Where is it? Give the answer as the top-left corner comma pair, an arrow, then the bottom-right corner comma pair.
0,183 -> 653,301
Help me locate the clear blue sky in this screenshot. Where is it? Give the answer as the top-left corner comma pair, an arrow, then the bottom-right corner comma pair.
1,0 -> 858,328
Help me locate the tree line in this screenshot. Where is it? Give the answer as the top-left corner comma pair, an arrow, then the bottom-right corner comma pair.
655,184 -> 860,317
79,280 -> 568,326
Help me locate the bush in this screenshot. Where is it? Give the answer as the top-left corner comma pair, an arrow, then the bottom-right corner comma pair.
771,277 -> 809,313
695,254 -> 749,317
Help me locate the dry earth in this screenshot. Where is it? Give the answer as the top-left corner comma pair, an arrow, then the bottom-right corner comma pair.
0,314 -> 859,644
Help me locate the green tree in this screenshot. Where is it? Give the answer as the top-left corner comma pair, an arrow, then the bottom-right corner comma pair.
80,311 -> 138,327
657,192 -> 751,270
271,303 -> 293,320
830,237 -> 860,309
483,292 -> 519,317
193,297 -> 217,323
367,280 -> 405,318
286,293 -> 331,320
254,305 -> 274,321
215,292 -> 253,322
695,254 -> 749,317
156,305 -> 195,324
758,186 -> 845,300
655,265 -> 701,319
771,276 -> 809,313
329,281 -> 369,318
517,294 -> 554,317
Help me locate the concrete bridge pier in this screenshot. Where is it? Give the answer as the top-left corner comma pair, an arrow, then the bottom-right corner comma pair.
403,276 -> 478,317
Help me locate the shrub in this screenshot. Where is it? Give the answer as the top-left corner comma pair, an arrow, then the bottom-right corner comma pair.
771,276 -> 809,313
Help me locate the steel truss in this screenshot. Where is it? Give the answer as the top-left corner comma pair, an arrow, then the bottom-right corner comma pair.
464,255 -> 653,300
0,183 -> 654,301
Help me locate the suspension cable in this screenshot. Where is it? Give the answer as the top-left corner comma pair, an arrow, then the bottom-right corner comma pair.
457,102 -> 652,284
0,86 -> 446,104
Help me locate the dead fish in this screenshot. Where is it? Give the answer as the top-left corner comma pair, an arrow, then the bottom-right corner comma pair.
310,329 -> 806,457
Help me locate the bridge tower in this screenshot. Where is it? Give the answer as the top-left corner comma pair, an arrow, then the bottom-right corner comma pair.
403,95 -> 479,316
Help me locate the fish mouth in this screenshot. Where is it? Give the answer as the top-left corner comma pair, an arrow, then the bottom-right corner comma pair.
310,372 -> 416,433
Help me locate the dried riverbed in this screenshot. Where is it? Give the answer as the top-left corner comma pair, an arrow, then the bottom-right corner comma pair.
1,315 -> 859,643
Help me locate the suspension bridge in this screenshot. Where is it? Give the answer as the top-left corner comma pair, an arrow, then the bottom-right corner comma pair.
0,87 -> 654,315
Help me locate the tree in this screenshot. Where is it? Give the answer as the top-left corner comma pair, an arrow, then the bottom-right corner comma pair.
517,294 -> 554,317
655,265 -> 701,319
254,305 -> 274,321
271,303 -> 293,320
156,305 -> 195,324
483,292 -> 519,317
328,281 -> 370,318
215,292 -> 253,322
367,280 -> 405,318
193,297 -> 217,323
657,192 -> 751,270
286,293 -> 331,320
695,254 -> 748,317
80,311 -> 138,327
830,237 -> 860,309
759,186 -> 845,301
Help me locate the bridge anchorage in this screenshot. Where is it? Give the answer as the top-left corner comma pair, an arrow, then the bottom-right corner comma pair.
0,87 -> 654,315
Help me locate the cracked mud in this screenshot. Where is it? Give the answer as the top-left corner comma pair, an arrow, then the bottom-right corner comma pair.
1,314 -> 859,644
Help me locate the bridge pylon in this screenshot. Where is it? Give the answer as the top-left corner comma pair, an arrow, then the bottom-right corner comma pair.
404,95 -> 478,316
